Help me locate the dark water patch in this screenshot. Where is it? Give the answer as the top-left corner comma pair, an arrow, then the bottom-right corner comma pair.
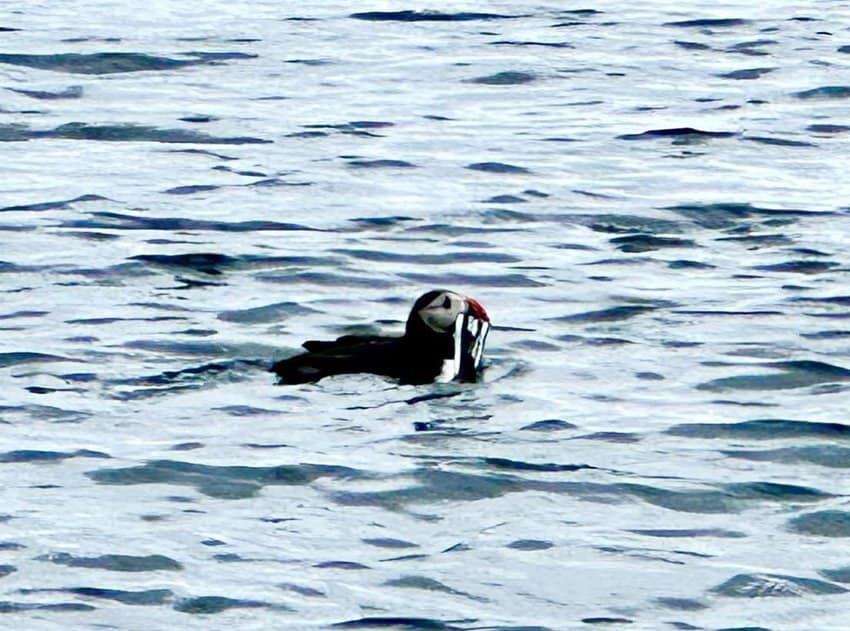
62,211 -> 318,232
258,271 -> 396,288
506,539 -> 553,551
673,310 -> 783,317
509,340 -> 560,351
384,575 -> 486,602
347,159 -> 416,169
755,260 -> 837,273
698,360 -> 850,391
168,148 -> 239,160
0,449 -> 108,464
36,122 -> 270,144
667,419 -> 850,440
520,419 -> 577,432
65,316 -> 185,325
808,124 -> 850,134
132,252 -> 335,274
802,330 -> 850,339
212,405 -> 275,417
582,617 -> 633,625
26,385 -> 86,395
0,310 -> 48,320
570,213 -> 684,234
745,136 -> 816,148
655,597 -> 707,611
0,352 -> 76,368
0,404 -> 91,423
820,567 -> 850,583
630,528 -> 746,538
346,121 -> 394,129
479,457 -> 597,473
717,68 -> 774,80
724,445 -> 850,468
171,442 -> 203,451
490,40 -> 572,49
363,538 -> 418,549
479,208 -> 540,223
331,469 -> 522,510
87,459 -> 362,499
174,595 -> 270,614
664,18 -> 750,28
408,223 -> 527,237
350,215 -> 419,229
0,565 -> 14,578
609,234 -> 695,252
400,272 -> 544,288
469,71 -> 536,85
219,302 -> 319,324
39,552 -> 182,572
109,360 -> 267,399
482,194 -> 527,203
0,193 -> 107,212
0,52 -> 205,74
466,161 -> 530,174
636,371 -> 664,380
163,184 -> 221,195
793,295 -> 850,307
618,127 -> 737,141
668,259 -> 715,269
794,86 -> 850,100
675,40 -> 712,50
279,582 -> 325,597
550,305 -> 659,323
182,51 -> 257,62
351,10 -> 518,21
130,252 -> 236,274
333,248 -> 519,265
788,511 -> 850,537
333,617 -> 464,629
0,601 -> 96,613
26,587 -> 173,605
287,131 -> 328,138
723,481 -> 832,502
180,114 -> 218,123
712,573 -> 847,597
8,85 -> 83,99
665,202 -> 832,229
0,542 -> 25,551
614,484 -> 743,514
573,431 -> 640,443
314,561 -> 369,570
0,124 -> 32,142
63,230 -> 121,241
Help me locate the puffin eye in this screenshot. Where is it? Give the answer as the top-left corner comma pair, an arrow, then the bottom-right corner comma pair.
442,296 -> 451,309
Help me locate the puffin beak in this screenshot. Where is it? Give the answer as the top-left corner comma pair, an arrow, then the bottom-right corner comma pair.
465,297 -> 490,322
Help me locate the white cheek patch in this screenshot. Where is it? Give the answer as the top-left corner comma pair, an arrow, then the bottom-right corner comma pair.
436,312 -> 490,382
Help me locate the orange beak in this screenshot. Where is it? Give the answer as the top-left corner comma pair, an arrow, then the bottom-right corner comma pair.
465,297 -> 490,322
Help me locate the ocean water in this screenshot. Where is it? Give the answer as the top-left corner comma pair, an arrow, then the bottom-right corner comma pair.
2,2 -> 850,629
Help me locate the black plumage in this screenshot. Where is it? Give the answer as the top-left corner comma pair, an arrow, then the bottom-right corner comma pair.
270,289 -> 489,385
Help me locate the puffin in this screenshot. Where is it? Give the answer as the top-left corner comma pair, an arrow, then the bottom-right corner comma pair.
271,289 -> 490,385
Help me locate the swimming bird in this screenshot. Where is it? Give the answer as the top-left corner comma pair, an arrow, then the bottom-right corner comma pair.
271,289 -> 490,385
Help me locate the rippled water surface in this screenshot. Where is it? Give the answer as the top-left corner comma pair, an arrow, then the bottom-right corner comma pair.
2,2 -> 850,629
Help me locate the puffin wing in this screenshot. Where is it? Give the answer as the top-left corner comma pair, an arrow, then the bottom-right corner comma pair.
271,336 -> 402,384
301,334 -> 386,352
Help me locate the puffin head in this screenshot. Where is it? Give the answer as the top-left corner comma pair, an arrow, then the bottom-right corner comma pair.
407,289 -> 490,336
